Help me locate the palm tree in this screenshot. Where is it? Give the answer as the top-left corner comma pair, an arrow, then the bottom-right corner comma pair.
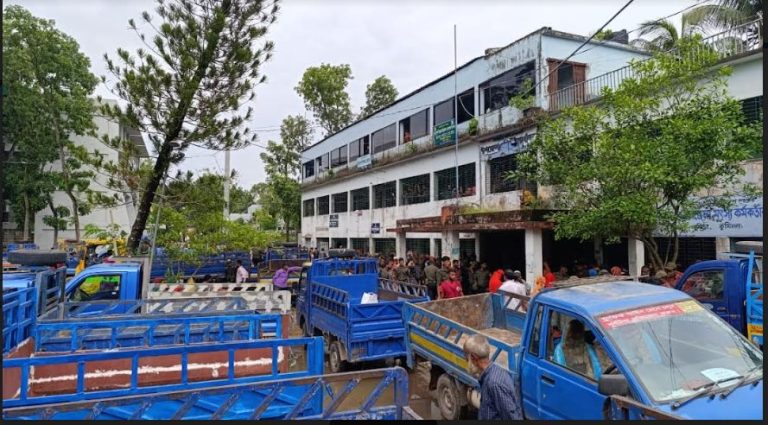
631,19 -> 685,51
683,0 -> 763,38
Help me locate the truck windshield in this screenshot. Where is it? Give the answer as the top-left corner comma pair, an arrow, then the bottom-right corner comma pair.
598,300 -> 762,404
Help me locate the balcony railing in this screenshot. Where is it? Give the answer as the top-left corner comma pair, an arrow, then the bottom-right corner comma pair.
548,18 -> 763,111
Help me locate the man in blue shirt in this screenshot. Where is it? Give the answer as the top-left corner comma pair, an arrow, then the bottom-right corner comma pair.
463,334 -> 523,420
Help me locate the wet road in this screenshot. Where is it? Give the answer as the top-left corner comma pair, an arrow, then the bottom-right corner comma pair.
285,315 -> 444,420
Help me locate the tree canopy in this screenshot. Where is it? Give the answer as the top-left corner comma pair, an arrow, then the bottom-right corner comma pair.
360,75 -> 398,118
513,36 -> 762,270
294,63 -> 354,136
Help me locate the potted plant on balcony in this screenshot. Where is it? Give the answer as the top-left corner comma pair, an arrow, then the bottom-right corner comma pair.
508,78 -> 536,115
468,117 -> 479,136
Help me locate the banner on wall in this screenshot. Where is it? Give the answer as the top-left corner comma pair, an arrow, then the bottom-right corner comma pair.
480,132 -> 535,159
678,196 -> 763,238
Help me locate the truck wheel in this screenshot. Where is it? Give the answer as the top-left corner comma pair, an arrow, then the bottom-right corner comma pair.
436,374 -> 464,420
328,341 -> 347,373
7,250 -> 67,266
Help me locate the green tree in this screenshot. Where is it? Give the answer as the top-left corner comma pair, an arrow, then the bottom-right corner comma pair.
631,19 -> 684,51
295,63 -> 354,136
512,36 -> 761,270
683,0 -> 762,36
360,75 -> 398,118
101,0 -> 280,252
42,204 -> 71,247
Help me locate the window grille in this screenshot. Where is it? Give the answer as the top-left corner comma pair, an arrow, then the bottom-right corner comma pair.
331,238 -> 347,249
460,238 -> 476,259
373,181 -> 397,208
374,238 -> 396,256
317,195 -> 330,215
435,163 -> 476,201
332,192 -> 348,213
350,238 -> 370,254
406,238 -> 431,256
303,199 -> 314,217
741,96 -> 763,124
351,187 -> 370,210
400,174 -> 430,205
488,154 -> 527,193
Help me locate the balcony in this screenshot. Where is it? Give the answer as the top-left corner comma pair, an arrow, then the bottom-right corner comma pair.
547,18 -> 763,112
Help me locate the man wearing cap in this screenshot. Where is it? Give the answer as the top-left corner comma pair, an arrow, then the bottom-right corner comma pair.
498,270 -> 527,311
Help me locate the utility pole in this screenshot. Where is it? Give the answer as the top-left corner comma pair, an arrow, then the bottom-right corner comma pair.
453,24 -> 460,206
223,148 -> 231,219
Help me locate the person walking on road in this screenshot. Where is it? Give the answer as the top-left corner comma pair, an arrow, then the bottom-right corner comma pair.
273,264 -> 302,290
424,259 -> 440,299
225,259 -> 237,282
463,334 -> 523,420
438,271 -> 463,299
235,260 -> 249,284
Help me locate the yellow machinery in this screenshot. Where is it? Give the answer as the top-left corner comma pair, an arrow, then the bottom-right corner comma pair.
59,238 -> 128,275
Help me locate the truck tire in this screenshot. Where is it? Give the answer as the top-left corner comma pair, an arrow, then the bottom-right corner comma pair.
328,340 -> 348,373
7,250 -> 67,266
436,374 -> 465,420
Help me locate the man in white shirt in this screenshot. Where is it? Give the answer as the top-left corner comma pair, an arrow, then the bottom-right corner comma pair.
235,260 -> 249,284
498,269 -> 527,312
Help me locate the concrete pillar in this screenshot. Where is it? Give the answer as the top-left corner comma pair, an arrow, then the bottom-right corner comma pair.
442,231 -> 460,259
594,237 -> 604,267
396,232 -> 407,259
430,237 -> 437,258
715,237 -> 731,259
474,236 -> 481,262
524,228 -> 544,287
628,238 -> 645,278
368,237 -> 374,255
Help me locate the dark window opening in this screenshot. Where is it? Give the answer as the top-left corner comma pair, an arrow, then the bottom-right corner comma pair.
349,135 -> 370,162
374,238 -> 396,256
557,63 -> 574,90
372,124 -> 397,154
480,61 -> 536,113
489,154 -> 529,193
373,181 -> 397,208
457,89 -> 475,124
316,153 -> 329,173
546,59 -> 586,109
400,174 -> 430,205
741,96 -> 763,124
303,199 -> 315,217
406,238 -> 431,256
350,238 -> 370,255
303,161 -> 315,178
434,98 -> 455,126
331,146 -> 347,167
332,192 -> 348,213
351,187 -> 370,211
331,238 -> 347,249
400,109 -> 430,143
435,163 -> 476,200
317,195 -> 330,215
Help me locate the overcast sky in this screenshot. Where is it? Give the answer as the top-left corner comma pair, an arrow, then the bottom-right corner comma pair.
10,0 -> 697,189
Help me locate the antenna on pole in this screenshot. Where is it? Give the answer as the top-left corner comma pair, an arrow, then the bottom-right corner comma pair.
453,24 -> 459,207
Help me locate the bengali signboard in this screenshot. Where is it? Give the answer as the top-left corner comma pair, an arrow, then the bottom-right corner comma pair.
433,119 -> 456,147
329,214 -> 339,228
678,196 -> 763,238
356,154 -> 372,169
371,223 -> 381,234
480,132 -> 536,159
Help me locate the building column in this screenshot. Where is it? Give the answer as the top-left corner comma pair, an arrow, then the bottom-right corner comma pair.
474,236 -> 481,262
524,228 -> 543,286
368,237 -> 374,255
396,232 -> 407,259
442,231 -> 460,259
594,237 -> 604,267
628,237 -> 645,278
715,237 -> 731,259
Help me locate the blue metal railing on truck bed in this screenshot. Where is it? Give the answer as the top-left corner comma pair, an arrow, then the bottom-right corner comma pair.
3,337 -> 324,408
745,250 -> 763,346
2,367 -> 419,420
39,298 -> 254,320
34,312 -> 284,352
3,287 -> 36,353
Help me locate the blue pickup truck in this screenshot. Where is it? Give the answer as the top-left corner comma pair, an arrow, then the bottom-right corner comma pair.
673,241 -> 763,347
404,280 -> 763,420
296,257 -> 429,373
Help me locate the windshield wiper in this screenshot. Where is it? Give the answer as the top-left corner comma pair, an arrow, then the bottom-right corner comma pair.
671,375 -> 744,410
719,366 -> 763,399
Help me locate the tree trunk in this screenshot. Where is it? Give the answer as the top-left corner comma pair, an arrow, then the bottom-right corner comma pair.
47,196 -> 59,249
22,193 -> 31,242
66,190 -> 81,242
58,138 -> 81,242
126,0 -> 233,252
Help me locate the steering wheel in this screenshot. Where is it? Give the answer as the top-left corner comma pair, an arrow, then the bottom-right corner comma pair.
603,364 -> 617,375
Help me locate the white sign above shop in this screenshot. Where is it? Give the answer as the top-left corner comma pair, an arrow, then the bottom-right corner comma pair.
679,196 -> 763,238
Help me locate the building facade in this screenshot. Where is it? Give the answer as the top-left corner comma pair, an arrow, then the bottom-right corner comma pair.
300,24 -> 763,284
33,99 -> 148,249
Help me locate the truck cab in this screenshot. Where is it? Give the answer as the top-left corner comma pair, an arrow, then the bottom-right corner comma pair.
674,241 -> 762,346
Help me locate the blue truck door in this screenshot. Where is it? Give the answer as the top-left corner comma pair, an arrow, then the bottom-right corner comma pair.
676,267 -> 734,327
534,307 -> 611,420
520,304 -> 545,419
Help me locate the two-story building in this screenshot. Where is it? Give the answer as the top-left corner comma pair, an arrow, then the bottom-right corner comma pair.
300,23 -> 763,284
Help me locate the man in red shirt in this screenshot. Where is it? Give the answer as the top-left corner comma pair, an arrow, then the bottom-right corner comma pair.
489,269 -> 504,293
438,271 -> 463,299
543,262 -> 556,286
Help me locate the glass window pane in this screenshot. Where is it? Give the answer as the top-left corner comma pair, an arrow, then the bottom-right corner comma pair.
434,98 -> 454,126
303,199 -> 314,217
400,174 -> 430,205
332,192 -> 348,213
372,124 -> 396,153
351,187 -> 370,210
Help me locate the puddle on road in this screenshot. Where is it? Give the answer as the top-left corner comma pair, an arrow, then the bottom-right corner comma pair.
283,315 -> 443,420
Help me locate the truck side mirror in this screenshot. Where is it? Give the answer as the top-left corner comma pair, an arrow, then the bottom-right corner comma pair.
598,374 -> 629,396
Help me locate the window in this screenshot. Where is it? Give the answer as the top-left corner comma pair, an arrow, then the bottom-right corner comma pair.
351,187 -> 370,211
316,153 -> 329,173
317,195 -> 330,215
330,146 -> 347,167
433,98 -> 454,126
350,238 -> 370,255
332,192 -> 348,213
303,199 -> 315,217
373,181 -> 397,208
374,238 -> 396,256
480,61 -> 536,113
331,238 -> 347,249
489,154 -> 528,193
546,59 -> 586,109
406,238 -> 430,256
546,311 -> 613,382
528,305 -> 544,356
680,270 -> 725,301
435,163 -> 476,200
557,63 -> 574,90
303,161 -> 315,178
457,89 -> 475,124
372,124 -> 397,154
434,239 -> 442,257
741,96 -> 763,124
70,274 -> 122,302
400,174 -> 430,205
400,109 -> 430,143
